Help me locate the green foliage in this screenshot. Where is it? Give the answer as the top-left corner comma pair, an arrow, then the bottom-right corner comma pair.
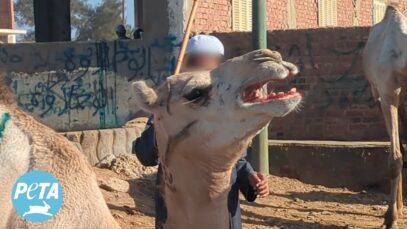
76,0 -> 123,41
14,0 -> 130,41
14,0 -> 35,26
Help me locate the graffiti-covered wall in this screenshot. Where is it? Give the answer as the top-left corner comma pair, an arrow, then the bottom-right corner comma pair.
0,0 -> 186,132
0,38 -> 180,131
215,27 -> 387,141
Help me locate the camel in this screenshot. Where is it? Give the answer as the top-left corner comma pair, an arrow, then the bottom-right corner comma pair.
133,49 -> 302,229
363,4 -> 407,229
0,72 -> 120,228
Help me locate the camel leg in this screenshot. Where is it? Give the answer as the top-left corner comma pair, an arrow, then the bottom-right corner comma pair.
381,97 -> 403,229
398,174 -> 403,216
397,94 -> 406,216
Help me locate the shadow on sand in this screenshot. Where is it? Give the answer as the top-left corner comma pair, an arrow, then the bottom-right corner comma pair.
273,190 -> 387,206
241,208 -> 345,229
115,173 -> 157,217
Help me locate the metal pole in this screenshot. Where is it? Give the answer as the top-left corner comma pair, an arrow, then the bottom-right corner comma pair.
251,0 -> 269,174
34,0 -> 71,42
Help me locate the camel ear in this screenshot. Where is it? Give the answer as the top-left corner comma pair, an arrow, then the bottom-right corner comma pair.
132,81 -> 158,113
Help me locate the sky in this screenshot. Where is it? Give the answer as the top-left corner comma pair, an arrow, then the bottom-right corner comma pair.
88,0 -> 135,26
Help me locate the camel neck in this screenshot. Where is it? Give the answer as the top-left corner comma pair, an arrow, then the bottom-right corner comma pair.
163,157 -> 232,229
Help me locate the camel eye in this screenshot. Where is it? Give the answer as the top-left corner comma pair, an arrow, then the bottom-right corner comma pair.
183,85 -> 212,106
184,88 -> 203,101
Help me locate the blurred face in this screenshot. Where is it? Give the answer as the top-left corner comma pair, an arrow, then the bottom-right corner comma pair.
186,54 -> 223,71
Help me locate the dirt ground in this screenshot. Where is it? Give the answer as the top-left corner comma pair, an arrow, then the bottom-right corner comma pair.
95,166 -> 407,229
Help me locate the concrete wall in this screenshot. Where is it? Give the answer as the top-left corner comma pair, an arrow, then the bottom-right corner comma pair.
0,0 -> 183,131
167,0 -> 186,38
265,140 -> 391,191
215,27 -> 388,141
1,38 -> 179,131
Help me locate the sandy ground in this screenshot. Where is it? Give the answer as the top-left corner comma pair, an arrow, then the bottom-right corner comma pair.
95,167 -> 407,229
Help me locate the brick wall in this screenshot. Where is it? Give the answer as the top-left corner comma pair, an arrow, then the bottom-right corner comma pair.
0,0 -> 14,29
359,0 -> 373,26
294,0 -> 318,29
337,0 -> 353,26
192,0 -> 407,33
266,0 -> 288,30
214,27 -> 388,141
194,0 -> 232,32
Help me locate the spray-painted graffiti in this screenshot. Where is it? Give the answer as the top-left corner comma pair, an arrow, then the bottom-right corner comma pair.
317,46 -> 376,110
1,35 -> 180,131
2,36 -> 179,82
16,70 -> 109,118
110,36 -> 179,83
0,46 -> 22,64
13,69 -> 117,130
279,33 -> 375,110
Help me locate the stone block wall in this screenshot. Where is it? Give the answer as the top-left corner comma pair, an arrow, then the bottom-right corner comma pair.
61,120 -> 147,166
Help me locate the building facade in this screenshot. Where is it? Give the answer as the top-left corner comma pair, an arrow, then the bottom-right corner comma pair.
0,0 -> 26,43
187,0 -> 407,33
0,0 -> 14,30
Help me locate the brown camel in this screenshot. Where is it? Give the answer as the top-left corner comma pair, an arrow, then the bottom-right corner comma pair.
0,72 -> 120,228
133,49 -> 302,229
363,4 -> 407,229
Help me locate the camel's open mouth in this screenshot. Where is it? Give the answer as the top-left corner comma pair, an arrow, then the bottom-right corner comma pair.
240,79 -> 300,104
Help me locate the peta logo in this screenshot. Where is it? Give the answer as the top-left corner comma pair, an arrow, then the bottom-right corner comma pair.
11,171 -> 63,222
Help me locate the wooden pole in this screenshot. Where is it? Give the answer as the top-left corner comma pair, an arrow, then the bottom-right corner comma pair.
174,0 -> 199,75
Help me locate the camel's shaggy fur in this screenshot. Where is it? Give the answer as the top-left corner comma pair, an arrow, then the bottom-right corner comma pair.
0,72 -> 120,228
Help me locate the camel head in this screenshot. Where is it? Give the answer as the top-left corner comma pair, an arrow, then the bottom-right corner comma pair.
133,49 -> 301,170
133,49 -> 301,228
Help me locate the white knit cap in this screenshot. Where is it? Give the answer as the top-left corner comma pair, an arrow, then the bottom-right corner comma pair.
186,35 -> 225,56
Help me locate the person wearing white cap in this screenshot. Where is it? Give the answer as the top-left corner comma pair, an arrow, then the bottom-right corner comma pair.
133,34 -> 269,229
183,34 -> 225,71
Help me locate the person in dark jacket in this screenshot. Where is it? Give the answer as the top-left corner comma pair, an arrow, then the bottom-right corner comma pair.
115,24 -> 130,40
133,28 -> 144,40
133,35 -> 269,229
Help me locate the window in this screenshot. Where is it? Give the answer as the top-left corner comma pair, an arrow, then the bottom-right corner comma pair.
318,0 -> 338,27
373,0 -> 386,24
287,0 -> 297,29
232,0 -> 252,31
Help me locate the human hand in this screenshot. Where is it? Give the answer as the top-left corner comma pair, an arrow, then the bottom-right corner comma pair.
248,171 -> 269,197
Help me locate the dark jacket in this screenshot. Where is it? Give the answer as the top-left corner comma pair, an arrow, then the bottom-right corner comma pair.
133,117 -> 257,229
